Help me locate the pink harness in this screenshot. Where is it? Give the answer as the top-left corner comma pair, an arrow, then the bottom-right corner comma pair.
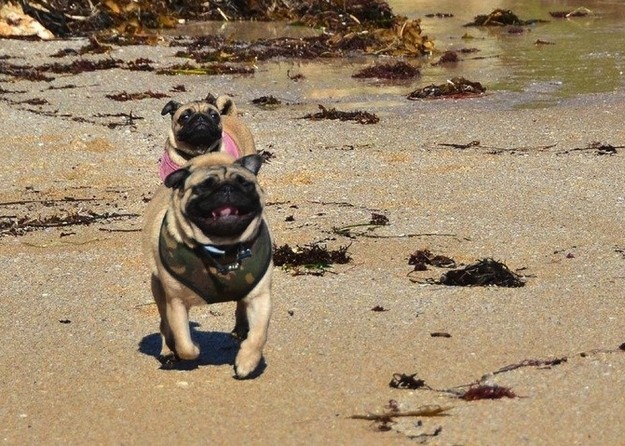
159,132 -> 241,181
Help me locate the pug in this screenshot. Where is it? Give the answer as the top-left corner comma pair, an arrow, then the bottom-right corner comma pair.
159,94 -> 257,181
143,152 -> 272,379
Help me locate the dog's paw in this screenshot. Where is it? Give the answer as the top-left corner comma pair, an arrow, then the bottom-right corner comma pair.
230,324 -> 249,341
234,345 -> 262,379
176,343 -> 200,361
158,353 -> 180,369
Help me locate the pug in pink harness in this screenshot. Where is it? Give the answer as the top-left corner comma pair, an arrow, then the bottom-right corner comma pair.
159,94 -> 257,181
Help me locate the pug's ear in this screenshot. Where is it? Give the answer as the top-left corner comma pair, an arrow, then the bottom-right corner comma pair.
216,95 -> 237,116
204,93 -> 217,106
161,100 -> 181,117
235,154 -> 263,176
164,168 -> 191,190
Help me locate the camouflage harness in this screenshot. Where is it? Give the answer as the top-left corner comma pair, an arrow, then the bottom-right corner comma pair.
159,217 -> 272,304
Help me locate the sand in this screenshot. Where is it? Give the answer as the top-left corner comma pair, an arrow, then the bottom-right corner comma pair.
1,37 -> 624,445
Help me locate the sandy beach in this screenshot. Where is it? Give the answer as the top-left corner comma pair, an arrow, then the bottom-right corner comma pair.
1,34 -> 624,445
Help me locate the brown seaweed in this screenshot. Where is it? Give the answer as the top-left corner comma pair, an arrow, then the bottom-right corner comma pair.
438,258 -> 525,287
252,95 -> 282,108
465,9 -> 545,27
389,373 -> 427,389
273,242 -> 351,275
352,61 -> 420,79
301,105 -> 379,124
407,77 -> 485,100
105,90 -> 169,101
459,384 -> 517,401
408,249 -> 456,271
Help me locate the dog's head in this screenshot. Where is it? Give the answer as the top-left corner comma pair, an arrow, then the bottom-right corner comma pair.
165,153 -> 264,246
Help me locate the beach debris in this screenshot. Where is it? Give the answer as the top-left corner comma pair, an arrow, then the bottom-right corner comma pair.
105,90 -> 169,101
389,373 -> 427,389
408,249 -> 456,271
333,212 -> 389,238
559,141 -> 622,155
350,404 -> 450,428
436,258 -> 525,287
0,2 -> 55,39
549,8 -> 593,19
430,332 -> 451,338
301,105 -> 379,125
407,77 -> 485,100
433,50 -> 460,65
459,384 -> 517,401
156,62 -> 254,76
371,305 -> 389,312
252,95 -> 282,108
491,357 -> 567,376
352,61 -> 420,80
464,9 -> 545,27
0,210 -> 138,237
424,12 -> 453,18
369,213 -> 389,226
273,242 -> 351,275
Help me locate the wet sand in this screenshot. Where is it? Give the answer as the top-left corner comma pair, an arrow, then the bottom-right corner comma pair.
1,38 -> 624,445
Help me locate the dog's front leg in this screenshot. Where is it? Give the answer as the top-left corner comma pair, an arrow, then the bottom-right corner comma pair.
165,298 -> 200,360
234,288 -> 271,378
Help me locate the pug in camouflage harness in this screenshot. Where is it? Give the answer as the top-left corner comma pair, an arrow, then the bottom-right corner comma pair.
143,152 -> 272,378
159,94 -> 257,181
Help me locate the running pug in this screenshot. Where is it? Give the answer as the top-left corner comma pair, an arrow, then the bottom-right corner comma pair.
159,94 -> 256,181
143,152 -> 272,378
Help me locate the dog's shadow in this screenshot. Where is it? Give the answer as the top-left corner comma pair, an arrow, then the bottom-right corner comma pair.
138,322 -> 265,378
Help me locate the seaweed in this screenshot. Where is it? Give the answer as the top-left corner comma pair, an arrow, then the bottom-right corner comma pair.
371,305 -> 389,312
333,212 -> 389,238
464,9 -> 545,27
105,90 -> 169,101
408,249 -> 456,271
433,50 -> 459,65
407,77 -> 485,100
156,62 -> 254,76
459,384 -> 517,401
273,242 -> 351,275
352,61 -> 420,79
0,210 -> 138,237
550,8 -> 592,19
252,95 -> 282,108
389,373 -> 427,389
301,104 -> 379,124
437,258 -> 525,287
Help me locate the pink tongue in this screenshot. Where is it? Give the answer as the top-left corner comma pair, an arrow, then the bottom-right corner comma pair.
212,205 -> 239,218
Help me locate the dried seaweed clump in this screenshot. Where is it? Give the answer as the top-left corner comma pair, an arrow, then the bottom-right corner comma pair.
273,242 -> 351,275
459,384 -> 517,401
409,249 -> 456,271
438,258 -> 525,287
352,61 -> 420,79
252,95 -> 282,108
464,9 -> 540,27
302,105 -> 379,125
407,77 -> 485,100
389,373 -> 427,389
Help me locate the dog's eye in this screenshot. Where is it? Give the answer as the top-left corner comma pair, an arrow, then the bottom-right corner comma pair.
234,174 -> 254,192
193,177 -> 217,194
178,112 -> 192,124
209,110 -> 220,122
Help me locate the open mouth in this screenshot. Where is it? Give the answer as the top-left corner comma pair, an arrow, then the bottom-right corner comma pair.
188,201 -> 259,237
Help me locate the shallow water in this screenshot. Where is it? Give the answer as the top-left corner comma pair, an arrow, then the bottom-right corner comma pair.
170,1 -> 625,108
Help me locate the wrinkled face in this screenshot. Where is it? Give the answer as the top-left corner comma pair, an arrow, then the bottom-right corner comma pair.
168,160 -> 263,242
172,102 -> 223,150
